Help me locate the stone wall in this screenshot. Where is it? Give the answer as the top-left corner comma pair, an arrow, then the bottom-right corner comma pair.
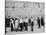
5,1 -> 44,18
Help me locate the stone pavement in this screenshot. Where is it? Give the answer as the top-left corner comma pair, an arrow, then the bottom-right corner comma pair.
5,25 -> 45,35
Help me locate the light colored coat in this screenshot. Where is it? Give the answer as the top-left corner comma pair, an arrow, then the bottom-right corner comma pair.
15,20 -> 18,29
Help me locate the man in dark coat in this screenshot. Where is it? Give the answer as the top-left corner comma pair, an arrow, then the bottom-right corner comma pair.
31,17 -> 34,32
41,17 -> 44,26
37,17 -> 40,28
10,18 -> 14,31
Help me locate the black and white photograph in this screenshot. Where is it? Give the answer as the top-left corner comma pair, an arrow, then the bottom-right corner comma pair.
5,0 -> 45,35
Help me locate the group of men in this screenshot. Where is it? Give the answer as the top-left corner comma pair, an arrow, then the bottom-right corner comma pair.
37,16 -> 45,28
10,16 -> 44,32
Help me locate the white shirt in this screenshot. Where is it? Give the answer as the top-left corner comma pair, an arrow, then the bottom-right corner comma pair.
10,19 -> 14,24
20,18 -> 23,23
31,18 -> 34,22
24,18 -> 29,23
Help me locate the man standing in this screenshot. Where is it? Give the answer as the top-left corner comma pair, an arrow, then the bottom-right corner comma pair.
31,17 -> 34,32
19,18 -> 24,31
10,18 -> 14,31
41,16 -> 44,26
15,18 -> 19,32
37,17 -> 40,28
24,17 -> 29,31
29,18 -> 31,26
